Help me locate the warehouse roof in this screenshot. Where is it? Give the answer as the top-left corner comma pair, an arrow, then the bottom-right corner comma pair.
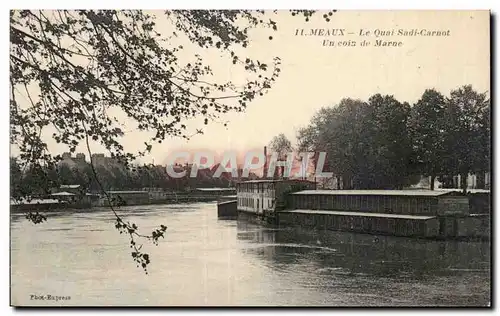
196,188 -> 236,191
10,198 -> 65,205
106,191 -> 149,194
290,189 -> 453,197
60,184 -> 81,189
51,191 -> 76,196
239,179 -> 315,184
282,209 -> 436,220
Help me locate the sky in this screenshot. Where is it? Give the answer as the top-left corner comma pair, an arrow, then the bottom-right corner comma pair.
12,10 -> 490,165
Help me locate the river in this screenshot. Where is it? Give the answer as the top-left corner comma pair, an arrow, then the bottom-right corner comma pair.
10,202 -> 491,306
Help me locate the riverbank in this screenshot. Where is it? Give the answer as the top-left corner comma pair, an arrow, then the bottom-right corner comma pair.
10,194 -> 226,213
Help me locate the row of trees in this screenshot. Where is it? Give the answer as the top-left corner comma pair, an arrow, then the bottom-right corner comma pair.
282,85 -> 490,192
10,158 -> 244,198
14,84 -> 489,197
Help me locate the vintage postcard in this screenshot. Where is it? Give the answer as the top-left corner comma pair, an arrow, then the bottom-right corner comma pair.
9,10 -> 491,307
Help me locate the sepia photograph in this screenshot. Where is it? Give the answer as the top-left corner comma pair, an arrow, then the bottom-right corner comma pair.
9,8 -> 491,307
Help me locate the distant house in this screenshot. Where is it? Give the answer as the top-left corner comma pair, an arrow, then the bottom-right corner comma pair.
101,190 -> 150,206
452,173 -> 490,190
51,191 -> 77,203
59,184 -> 83,194
417,173 -> 491,191
195,187 -> 236,196
237,179 -> 317,216
51,188 -> 98,207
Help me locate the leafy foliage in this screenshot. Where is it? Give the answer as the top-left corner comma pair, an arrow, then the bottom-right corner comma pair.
366,94 -> 412,189
10,10 -> 284,162
443,85 -> 490,192
10,9 -> 336,274
269,133 -> 293,178
25,211 -> 47,224
408,89 -> 447,189
269,133 -> 292,157
11,156 -> 239,192
296,87 -> 490,190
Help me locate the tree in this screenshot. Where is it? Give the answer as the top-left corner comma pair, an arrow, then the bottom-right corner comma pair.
330,98 -> 376,189
444,85 -> 490,193
296,125 -> 317,181
10,157 -> 22,198
269,133 -> 292,178
408,89 -> 447,190
297,97 -> 415,189
57,164 -> 75,185
297,99 -> 370,188
10,9 -> 335,273
368,94 -> 412,189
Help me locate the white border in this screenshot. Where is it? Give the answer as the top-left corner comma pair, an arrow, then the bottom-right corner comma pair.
2,1 -> 497,315
4,0 -> 499,10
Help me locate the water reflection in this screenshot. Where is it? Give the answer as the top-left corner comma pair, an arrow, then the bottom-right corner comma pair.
236,220 -> 491,296
237,222 -> 490,306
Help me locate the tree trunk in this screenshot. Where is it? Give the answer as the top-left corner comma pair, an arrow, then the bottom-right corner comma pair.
430,175 -> 435,190
477,171 -> 485,189
343,175 -> 350,189
461,173 -> 468,194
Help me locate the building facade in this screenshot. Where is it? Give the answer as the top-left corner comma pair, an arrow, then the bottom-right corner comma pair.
236,179 -> 316,217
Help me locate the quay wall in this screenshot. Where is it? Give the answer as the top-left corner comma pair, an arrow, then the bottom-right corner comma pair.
277,210 -> 489,240
278,210 -> 440,238
469,192 -> 490,214
237,209 -> 276,225
217,200 -> 238,218
440,215 -> 490,239
96,194 -> 224,207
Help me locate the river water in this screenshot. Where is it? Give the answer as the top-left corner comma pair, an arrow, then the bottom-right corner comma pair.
10,202 -> 490,307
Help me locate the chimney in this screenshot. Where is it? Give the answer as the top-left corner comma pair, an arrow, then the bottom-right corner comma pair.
263,146 -> 267,179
